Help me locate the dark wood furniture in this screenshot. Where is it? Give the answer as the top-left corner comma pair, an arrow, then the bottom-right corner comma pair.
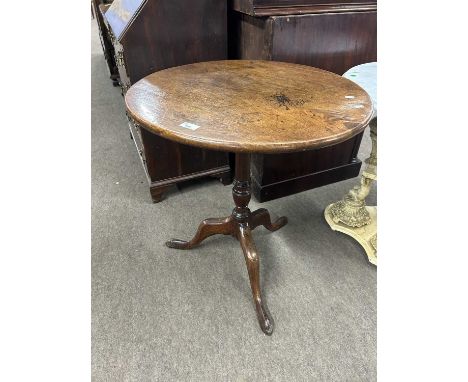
91,0 -> 119,86
125,60 -> 373,335
228,0 -> 377,201
103,0 -> 231,202
230,0 -> 377,16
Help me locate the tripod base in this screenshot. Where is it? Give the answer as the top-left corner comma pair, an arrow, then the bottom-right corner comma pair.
166,208 -> 287,335
166,152 -> 287,335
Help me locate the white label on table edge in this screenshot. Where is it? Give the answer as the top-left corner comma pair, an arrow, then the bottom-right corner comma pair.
179,122 -> 200,131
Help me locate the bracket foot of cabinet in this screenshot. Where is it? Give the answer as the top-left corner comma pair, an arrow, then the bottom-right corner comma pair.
150,185 -> 172,203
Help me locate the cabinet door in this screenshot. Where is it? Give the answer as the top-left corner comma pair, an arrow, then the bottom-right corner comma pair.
268,11 -> 377,75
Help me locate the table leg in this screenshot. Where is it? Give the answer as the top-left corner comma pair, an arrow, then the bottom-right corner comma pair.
237,223 -> 274,335
250,208 -> 288,232
166,216 -> 234,249
166,153 -> 287,335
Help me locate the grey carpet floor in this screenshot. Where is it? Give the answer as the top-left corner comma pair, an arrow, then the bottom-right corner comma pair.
91,21 -> 376,382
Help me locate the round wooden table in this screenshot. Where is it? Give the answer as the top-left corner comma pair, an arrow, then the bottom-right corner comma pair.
125,60 -> 373,335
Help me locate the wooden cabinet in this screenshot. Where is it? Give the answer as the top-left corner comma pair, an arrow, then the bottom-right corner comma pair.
103,0 -> 231,202
92,0 -> 119,85
229,0 -> 377,201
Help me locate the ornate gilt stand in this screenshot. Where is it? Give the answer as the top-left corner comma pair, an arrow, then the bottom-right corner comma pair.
324,62 -> 377,265
325,118 -> 377,265
166,154 -> 287,335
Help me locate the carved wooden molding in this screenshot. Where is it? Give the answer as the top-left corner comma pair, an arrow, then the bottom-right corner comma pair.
231,0 -> 377,16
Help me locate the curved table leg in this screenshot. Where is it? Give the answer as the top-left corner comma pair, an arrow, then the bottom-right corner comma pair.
166,216 -> 234,250
237,224 -> 274,335
250,208 -> 288,232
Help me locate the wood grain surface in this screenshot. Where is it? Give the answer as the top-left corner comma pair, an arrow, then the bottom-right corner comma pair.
125,60 -> 373,154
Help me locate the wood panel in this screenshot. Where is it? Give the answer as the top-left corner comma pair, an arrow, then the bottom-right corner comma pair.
140,128 -> 230,182
229,11 -> 377,74
122,0 -> 228,83
251,132 -> 363,200
270,12 -> 377,75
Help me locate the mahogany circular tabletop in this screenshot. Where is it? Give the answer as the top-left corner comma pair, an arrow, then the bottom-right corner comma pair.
125,60 -> 373,154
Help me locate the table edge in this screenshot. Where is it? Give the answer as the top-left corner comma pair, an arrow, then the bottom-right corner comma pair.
125,107 -> 373,154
